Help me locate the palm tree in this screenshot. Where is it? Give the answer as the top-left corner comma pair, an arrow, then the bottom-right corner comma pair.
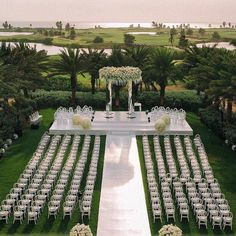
0,42 -> 12,60
145,47 -> 178,105
184,45 -> 217,95
1,42 -> 48,97
124,45 -> 150,96
53,47 -> 83,106
206,49 -> 236,121
81,48 -> 107,94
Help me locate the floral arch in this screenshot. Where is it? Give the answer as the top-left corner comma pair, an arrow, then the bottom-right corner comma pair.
99,66 -> 142,110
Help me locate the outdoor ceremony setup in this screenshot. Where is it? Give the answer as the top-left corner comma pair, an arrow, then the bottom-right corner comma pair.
0,67 -> 233,236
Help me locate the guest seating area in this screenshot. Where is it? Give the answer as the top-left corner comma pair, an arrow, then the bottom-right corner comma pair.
0,133 -> 101,225
142,135 -> 233,230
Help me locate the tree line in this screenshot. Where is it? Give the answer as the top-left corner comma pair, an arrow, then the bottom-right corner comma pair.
0,42 -> 235,121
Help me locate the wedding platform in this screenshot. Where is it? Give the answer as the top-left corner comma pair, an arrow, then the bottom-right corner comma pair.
49,111 -> 193,135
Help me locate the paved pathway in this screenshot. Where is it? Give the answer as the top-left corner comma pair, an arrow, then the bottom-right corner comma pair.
97,134 -> 151,236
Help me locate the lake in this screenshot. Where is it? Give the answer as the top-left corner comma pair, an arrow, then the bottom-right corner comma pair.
0,32 -> 33,36
126,32 -> 157,35
0,21 -> 232,29
196,42 -> 236,51
0,42 -> 112,55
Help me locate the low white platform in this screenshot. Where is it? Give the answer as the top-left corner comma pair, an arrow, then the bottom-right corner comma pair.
97,135 -> 151,236
49,111 -> 193,135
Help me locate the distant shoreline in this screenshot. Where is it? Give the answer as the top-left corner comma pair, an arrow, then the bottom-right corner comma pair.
1,21 -> 235,29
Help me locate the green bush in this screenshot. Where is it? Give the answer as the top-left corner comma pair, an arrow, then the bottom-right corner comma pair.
32,89 -> 203,112
93,36 -> 104,43
46,75 -> 106,92
32,90 -> 106,109
0,105 -> 17,142
42,38 -> 53,45
137,90 -> 203,112
199,107 -> 236,144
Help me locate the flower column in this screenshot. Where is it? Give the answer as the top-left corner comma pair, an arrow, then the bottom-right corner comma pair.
128,80 -> 132,112
108,81 -> 112,111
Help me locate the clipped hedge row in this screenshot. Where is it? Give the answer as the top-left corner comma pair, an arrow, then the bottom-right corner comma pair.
199,107 -> 236,145
32,89 -> 204,112
137,91 -> 204,112
32,90 -> 107,109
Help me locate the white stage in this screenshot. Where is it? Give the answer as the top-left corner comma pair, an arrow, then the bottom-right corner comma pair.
49,111 -> 193,135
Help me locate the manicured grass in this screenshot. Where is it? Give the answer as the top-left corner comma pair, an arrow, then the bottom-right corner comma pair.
137,112 -> 236,236
1,27 -> 236,48
0,108 -> 106,235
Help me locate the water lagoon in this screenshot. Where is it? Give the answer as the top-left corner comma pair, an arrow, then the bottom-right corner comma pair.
196,42 -> 236,51
0,32 -> 33,36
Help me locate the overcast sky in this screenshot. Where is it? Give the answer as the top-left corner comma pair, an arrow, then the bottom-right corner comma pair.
0,0 -> 235,23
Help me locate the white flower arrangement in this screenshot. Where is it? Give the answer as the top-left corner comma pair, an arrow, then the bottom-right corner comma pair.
159,224 -> 182,236
0,148 -> 5,154
72,114 -> 82,126
99,66 -> 142,85
72,115 -> 91,130
70,223 -> 93,236
6,139 -> 12,145
232,144 -> 236,151
161,114 -> 171,125
80,118 -> 92,130
3,144 -> 8,150
155,119 -> 166,133
13,134 -> 19,140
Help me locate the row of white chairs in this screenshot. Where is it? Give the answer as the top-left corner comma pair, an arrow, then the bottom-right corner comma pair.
0,133 -> 57,223
26,135 -> 71,224
62,135 -> 92,219
54,106 -> 94,126
156,136 -> 188,222
163,136 -> 178,179
80,136 -> 101,219
173,136 -> 191,182
142,136 -> 162,222
193,135 -> 233,230
145,135 -> 233,230
150,107 -> 186,125
153,136 -> 176,222
183,136 -> 202,183
48,135 -> 81,219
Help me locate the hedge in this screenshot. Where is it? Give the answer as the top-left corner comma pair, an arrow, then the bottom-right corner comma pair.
32,89 -> 204,112
32,90 -> 107,110
137,90 -> 204,112
199,107 -> 236,145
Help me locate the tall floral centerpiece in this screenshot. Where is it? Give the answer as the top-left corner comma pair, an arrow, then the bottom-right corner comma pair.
99,67 -> 142,110
70,223 -> 93,236
159,224 -> 182,236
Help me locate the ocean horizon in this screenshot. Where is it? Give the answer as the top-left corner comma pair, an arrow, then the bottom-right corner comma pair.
0,21 -> 235,29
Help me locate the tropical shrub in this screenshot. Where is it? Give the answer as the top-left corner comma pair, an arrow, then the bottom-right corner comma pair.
0,105 -> 17,141
199,107 -> 236,144
32,90 -> 106,109
137,90 -> 204,112
32,90 -> 204,112
93,36 -> 104,43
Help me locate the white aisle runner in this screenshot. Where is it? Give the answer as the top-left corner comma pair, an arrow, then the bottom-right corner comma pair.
97,134 -> 151,236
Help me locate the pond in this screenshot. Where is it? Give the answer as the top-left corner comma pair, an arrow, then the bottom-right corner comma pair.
0,32 -> 33,36
126,32 -> 157,35
0,42 -> 112,55
196,42 -> 236,51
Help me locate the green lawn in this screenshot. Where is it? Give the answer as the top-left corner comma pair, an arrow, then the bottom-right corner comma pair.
0,109 -> 235,235
0,108 -> 106,236
1,27 -> 236,48
137,112 -> 236,236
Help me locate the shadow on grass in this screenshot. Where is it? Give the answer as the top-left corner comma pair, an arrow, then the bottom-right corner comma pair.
7,221 -> 21,234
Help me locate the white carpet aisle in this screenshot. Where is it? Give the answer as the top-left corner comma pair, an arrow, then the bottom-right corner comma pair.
97,134 -> 151,236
